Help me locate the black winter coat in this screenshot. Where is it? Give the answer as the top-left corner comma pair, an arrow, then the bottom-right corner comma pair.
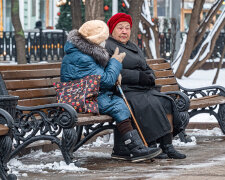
106,37 -> 183,143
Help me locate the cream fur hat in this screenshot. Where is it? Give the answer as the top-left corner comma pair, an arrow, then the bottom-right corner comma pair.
78,20 -> 109,45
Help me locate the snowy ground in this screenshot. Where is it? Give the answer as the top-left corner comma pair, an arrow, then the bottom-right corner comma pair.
8,128 -> 225,179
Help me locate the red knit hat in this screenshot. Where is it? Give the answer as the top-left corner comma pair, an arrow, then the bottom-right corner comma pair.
107,13 -> 132,34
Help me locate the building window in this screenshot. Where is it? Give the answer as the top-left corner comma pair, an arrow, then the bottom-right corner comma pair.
184,13 -> 191,31
157,0 -> 165,16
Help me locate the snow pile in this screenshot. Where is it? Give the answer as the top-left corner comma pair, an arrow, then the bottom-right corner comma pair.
189,127 -> 224,137
8,134 -> 114,176
91,133 -> 114,147
8,150 -> 87,177
173,136 -> 197,146
9,158 -> 87,174
177,69 -> 225,88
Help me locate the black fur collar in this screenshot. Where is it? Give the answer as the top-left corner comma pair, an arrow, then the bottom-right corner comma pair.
67,29 -> 110,67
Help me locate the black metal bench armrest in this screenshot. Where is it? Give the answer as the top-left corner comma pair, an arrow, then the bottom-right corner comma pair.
179,83 -> 225,99
162,91 -> 190,112
16,103 -> 78,129
0,108 -> 14,128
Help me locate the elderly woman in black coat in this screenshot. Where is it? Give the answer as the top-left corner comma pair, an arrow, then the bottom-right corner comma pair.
106,13 -> 186,159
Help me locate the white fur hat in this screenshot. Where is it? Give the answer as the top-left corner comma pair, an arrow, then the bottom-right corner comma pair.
78,20 -> 109,45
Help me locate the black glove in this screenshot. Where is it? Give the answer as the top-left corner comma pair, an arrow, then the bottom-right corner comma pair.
139,71 -> 155,86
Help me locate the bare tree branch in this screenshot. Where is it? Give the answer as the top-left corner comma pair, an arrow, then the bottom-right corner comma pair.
212,45 -> 225,84
175,0 -> 204,79
141,14 -> 160,58
194,0 -> 224,49
184,10 -> 225,77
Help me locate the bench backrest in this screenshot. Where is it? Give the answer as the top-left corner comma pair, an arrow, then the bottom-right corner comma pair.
0,63 -> 61,106
0,59 -> 179,107
146,58 -> 180,92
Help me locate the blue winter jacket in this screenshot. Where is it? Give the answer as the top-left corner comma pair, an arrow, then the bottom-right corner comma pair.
60,30 -> 130,122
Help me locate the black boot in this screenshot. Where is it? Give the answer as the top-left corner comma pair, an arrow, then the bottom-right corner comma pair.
111,128 -> 131,160
149,141 -> 168,159
121,130 -> 162,162
160,144 -> 186,159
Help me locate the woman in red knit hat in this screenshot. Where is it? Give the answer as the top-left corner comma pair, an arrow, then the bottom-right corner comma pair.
106,13 -> 188,160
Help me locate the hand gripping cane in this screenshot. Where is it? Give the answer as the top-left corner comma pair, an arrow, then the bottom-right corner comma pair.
117,83 -> 148,147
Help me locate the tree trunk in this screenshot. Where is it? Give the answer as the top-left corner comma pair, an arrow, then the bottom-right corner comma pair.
71,0 -> 82,29
11,0 -> 26,64
128,0 -> 143,43
175,0 -> 204,79
212,45 -> 225,84
85,0 -> 104,21
184,11 -> 225,77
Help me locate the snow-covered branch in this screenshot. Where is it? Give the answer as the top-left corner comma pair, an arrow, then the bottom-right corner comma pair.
123,0 -> 130,9
171,33 -> 187,72
195,0 -> 224,48
184,7 -> 225,77
140,0 -> 158,59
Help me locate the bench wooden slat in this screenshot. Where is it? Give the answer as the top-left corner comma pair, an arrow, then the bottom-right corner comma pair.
0,124 -> 9,136
146,58 -> 165,64
9,88 -> 57,99
155,77 -> 177,86
77,115 -> 113,126
149,63 -> 171,70
190,94 -> 219,101
190,96 -> 225,109
18,97 -> 57,106
154,70 -> 175,78
160,85 -> 180,92
0,63 -> 61,71
1,69 -> 60,80
5,78 -> 59,90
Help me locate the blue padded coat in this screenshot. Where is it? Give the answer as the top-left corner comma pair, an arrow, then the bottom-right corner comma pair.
60,30 -> 130,122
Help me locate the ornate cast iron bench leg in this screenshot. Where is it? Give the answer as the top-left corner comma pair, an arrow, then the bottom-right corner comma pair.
10,103 -> 78,167
218,103 -> 225,134
0,135 -> 17,180
0,108 -> 17,180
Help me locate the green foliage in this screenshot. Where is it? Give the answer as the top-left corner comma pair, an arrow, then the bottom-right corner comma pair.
56,1 -> 72,31
104,0 -> 112,22
118,0 -> 128,14
104,0 -> 128,22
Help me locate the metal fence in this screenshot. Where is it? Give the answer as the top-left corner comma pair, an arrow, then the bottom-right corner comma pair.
0,30 -> 224,63
138,32 -> 225,60
0,29 -> 67,62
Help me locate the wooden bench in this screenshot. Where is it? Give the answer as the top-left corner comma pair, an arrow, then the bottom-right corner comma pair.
1,59 -> 213,179
147,58 -> 225,136
0,63 -> 115,180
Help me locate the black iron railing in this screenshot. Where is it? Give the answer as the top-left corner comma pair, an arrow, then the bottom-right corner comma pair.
0,30 -> 224,63
0,29 -> 67,62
